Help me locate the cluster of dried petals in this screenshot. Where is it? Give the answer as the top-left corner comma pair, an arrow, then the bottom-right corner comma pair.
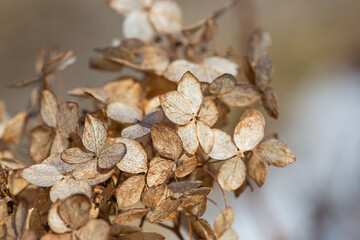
109,0 -> 183,41
0,1 -> 296,240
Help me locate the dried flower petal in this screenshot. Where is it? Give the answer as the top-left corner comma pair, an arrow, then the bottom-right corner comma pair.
148,198 -> 181,223
113,208 -> 150,224
256,138 -> 295,167
160,91 -> 193,125
234,109 -> 265,152
49,178 -> 92,202
61,147 -> 95,164
220,84 -> 261,107
48,201 -> 70,234
142,184 -> 167,209
30,125 -> 54,163
83,115 -> 107,154
174,155 -> 197,178
262,87 -> 279,119
197,120 -> 215,154
123,11 -> 154,41
248,29 -> 272,64
209,74 -> 236,95
41,90 -> 59,128
58,195 -> 91,230
178,71 -> 203,115
214,207 -> 234,237
217,156 -> 246,191
177,120 -> 198,155
198,100 -> 218,127
75,219 -> 110,240
208,129 -> 237,160
151,124 -> 182,160
150,1 -> 182,34
98,143 -> 126,169
20,164 -> 63,187
219,228 -> 238,240
43,153 -> 77,174
247,152 -> 268,187
114,138 -> 148,173
116,175 -> 145,208
107,102 -> 142,123
2,112 -> 28,144
147,157 -> 174,187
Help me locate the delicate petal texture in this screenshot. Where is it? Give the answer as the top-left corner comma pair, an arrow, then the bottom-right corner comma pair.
174,155 -> 198,178
104,78 -> 143,106
218,156 -> 246,191
76,219 -> 110,240
204,57 -> 239,77
87,169 -> 115,186
141,46 -> 169,74
121,124 -> 151,139
160,91 -> 193,125
116,175 -> 145,208
43,153 -> 77,174
41,90 -> 59,128
234,109 -> 265,151
151,124 -> 182,160
72,159 -> 98,180
114,138 -> 148,173
256,138 -> 295,167
196,121 -> 214,154
58,195 -> 91,230
48,201 -> 70,234
141,184 -> 167,208
255,57 -> 274,86
57,102 -> 79,138
247,152 -> 268,187
68,87 -> 107,103
164,60 -> 209,83
2,112 -> 28,144
113,208 -> 150,224
198,100 -> 218,127
50,132 -> 69,154
148,198 -> 181,223
98,143 -> 126,169
209,73 -> 236,95
191,218 -> 217,240
49,178 -> 92,202
123,11 -> 154,41
208,129 -> 237,160
248,29 -> 272,64
30,125 -> 54,164
147,157 -> 174,187
214,207 -> 234,237
150,1 -> 183,34
177,120 -> 198,155
118,232 -> 165,240
142,108 -> 164,124
108,0 -> 143,15
262,87 -> 279,119
220,84 -> 261,107
107,102 -> 142,123
177,71 -> 203,115
20,164 -> 63,187
61,147 -> 95,164
83,115 -> 107,154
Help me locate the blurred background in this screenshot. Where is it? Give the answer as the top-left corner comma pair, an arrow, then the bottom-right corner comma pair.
1,0 -> 360,239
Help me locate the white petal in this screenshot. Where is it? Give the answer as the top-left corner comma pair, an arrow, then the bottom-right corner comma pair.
196,121 -> 214,154
108,0 -> 143,15
49,178 -> 92,202
208,129 -> 237,160
178,71 -> 203,115
121,124 -> 151,139
218,156 -> 246,191
20,164 -> 63,187
177,120 -> 198,155
149,1 -> 183,34
204,57 -> 239,77
107,102 -> 143,123
160,91 -> 193,125
123,11 -> 154,41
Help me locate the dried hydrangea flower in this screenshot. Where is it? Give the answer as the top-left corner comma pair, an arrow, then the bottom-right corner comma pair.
160,71 -> 219,154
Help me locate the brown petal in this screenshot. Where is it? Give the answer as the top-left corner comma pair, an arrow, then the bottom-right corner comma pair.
214,207 -> 234,237
209,73 -> 236,95
220,84 -> 261,107
58,102 -> 79,137
151,124 -> 182,160
61,147 -> 95,164
146,157 -> 174,187
141,184 -> 167,209
247,152 -> 268,187
141,46 -> 169,74
150,0 -> 183,35
255,57 -> 274,87
217,156 -> 246,191
58,194 -> 91,230
49,178 -> 92,202
50,131 -> 69,154
116,175 -> 145,208
76,219 -> 110,240
177,120 -> 198,155
107,102 -> 142,123
30,125 -> 54,163
187,199 -> 207,218
256,137 -> 296,167
180,187 -> 211,207
240,56 -> 256,85
160,91 -> 193,125
68,87 -> 107,104
168,181 -> 202,197
177,71 -> 203,115
219,229 -> 239,240
174,154 -> 198,178
41,90 -> 59,128
148,198 -> 181,223
118,232 -> 165,240
208,129 -> 237,160
113,208 -> 150,224
83,114 -> 107,154
196,121 -> 215,154
110,223 -> 141,236
234,109 -> 265,152
2,112 -> 28,144
98,143 -> 126,169
114,138 -> 148,174
72,159 -> 98,180
104,78 -> 143,106
198,100 -> 219,127
43,153 -> 77,174
48,201 -> 70,234
191,218 -> 217,240
248,28 -> 272,64
262,87 -> 279,119
20,164 -> 63,187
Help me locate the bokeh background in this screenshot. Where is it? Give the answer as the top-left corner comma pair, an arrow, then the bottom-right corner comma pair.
1,0 -> 360,239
